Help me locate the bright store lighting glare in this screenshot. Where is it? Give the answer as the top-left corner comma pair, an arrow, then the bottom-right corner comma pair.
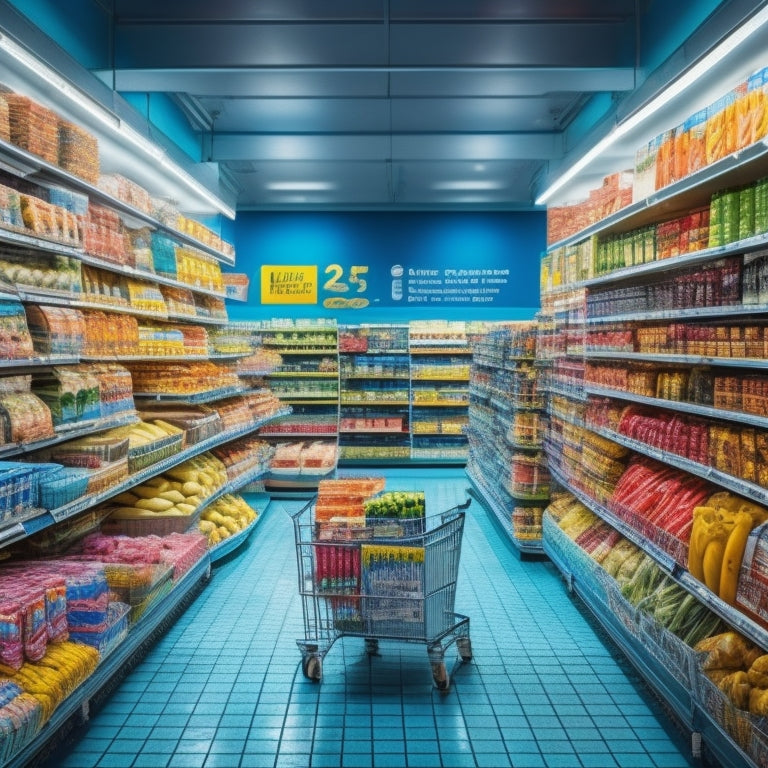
267,181 -> 337,191
432,180 -> 503,191
0,31 -> 235,218
535,4 -> 768,205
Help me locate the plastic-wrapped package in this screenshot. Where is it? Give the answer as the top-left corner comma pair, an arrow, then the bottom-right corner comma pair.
58,120 -> 99,185
5,95 -> 58,165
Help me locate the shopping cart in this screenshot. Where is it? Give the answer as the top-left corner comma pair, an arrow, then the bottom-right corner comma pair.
290,497 -> 472,691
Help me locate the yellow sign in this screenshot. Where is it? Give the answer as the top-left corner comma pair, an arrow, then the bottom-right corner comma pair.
260,265 -> 318,304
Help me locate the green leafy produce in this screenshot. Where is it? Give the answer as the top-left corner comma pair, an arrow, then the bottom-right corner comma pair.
364,491 -> 425,519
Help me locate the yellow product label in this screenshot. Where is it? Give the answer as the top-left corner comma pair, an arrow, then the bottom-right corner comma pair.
261,265 -> 318,304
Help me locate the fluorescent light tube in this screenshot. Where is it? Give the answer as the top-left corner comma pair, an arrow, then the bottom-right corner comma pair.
535,4 -> 768,205
433,180 -> 503,191
267,181 -> 336,191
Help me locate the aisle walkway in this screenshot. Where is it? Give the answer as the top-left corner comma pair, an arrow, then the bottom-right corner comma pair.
57,470 -> 694,768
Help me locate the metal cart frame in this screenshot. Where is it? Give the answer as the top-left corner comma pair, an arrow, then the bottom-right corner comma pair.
290,497 -> 472,690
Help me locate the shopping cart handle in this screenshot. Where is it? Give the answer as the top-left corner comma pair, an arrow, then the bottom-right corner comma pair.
457,497 -> 472,510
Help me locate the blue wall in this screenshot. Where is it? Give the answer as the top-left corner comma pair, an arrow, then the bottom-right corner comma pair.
227,211 -> 545,324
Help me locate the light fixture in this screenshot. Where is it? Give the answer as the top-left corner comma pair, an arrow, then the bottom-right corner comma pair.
0,31 -> 236,218
433,180 -> 503,191
267,181 -> 337,192
535,4 -> 768,205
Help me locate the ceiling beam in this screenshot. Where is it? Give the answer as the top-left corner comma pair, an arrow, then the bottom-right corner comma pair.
112,22 -> 633,69
208,133 -> 561,162
100,67 -> 636,98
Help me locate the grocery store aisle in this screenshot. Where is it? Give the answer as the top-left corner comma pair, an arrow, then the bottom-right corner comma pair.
56,470 -> 694,768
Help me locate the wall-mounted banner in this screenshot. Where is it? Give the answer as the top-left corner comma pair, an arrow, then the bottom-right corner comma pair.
260,265 -> 318,304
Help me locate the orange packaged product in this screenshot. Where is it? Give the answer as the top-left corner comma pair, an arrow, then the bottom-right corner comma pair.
654,129 -> 674,191
672,122 -> 689,184
706,93 -> 731,165
687,109 -> 708,175
749,67 -> 768,143
725,82 -> 747,157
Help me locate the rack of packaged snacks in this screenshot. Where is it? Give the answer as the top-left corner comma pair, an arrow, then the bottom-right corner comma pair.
245,319 -> 340,491
466,322 -> 548,554
541,61 -> 768,768
408,321 -> 471,463
0,71 -> 297,766
338,325 -> 412,464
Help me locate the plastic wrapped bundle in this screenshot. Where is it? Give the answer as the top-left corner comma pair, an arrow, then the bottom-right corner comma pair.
0,602 -> 24,670
24,306 -> 84,358
0,185 -> 23,231
0,300 -> 35,361
57,120 -> 99,184
46,186 -> 88,217
5,95 -> 58,165
98,174 -> 151,214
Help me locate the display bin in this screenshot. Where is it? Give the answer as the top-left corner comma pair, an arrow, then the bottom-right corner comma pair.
602,574 -> 643,640
127,432 -> 184,473
637,611 -> 696,689
291,496 -> 472,690
694,667 -> 759,756
100,509 -> 201,539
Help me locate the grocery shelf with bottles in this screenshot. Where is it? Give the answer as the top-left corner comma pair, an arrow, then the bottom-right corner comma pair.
540,58 -> 768,768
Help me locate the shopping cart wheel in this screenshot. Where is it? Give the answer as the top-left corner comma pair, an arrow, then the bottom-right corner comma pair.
432,662 -> 449,691
302,654 -> 322,682
457,638 -> 472,662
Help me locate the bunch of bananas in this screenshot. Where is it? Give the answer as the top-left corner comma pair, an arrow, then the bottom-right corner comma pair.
109,451 -> 228,519
199,494 -> 258,546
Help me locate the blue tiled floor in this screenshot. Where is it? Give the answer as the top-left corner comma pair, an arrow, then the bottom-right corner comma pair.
55,470 -> 694,768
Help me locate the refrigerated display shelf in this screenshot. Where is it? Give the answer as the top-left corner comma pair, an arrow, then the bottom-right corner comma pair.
584,384 -> 768,432
587,303 -> 768,325
543,510 -> 761,768
547,137 -> 768,252
584,350 -> 768,369
466,464 -> 543,555
5,553 -> 212,768
546,457 -> 768,654
582,233 -> 768,290
32,407 -> 291,527
208,493 -> 271,563
543,526 -> 695,741
587,423 -> 768,508
0,411 -> 138,462
0,137 -> 235,266
132,385 -> 252,404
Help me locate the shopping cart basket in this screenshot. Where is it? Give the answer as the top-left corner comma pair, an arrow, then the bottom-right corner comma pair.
290,497 -> 471,691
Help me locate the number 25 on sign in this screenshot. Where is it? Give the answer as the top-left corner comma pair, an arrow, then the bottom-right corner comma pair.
323,264 -> 370,309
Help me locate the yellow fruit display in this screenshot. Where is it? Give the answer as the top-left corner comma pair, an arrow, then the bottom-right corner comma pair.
198,493 -> 258,546
105,451 -> 228,521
